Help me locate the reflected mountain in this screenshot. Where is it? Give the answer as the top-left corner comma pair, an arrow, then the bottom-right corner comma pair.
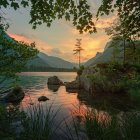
48,85 -> 60,92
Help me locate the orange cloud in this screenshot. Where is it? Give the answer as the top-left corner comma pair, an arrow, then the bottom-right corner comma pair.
8,33 -> 52,53
56,33 -> 109,62
95,16 -> 117,30
8,29 -> 110,63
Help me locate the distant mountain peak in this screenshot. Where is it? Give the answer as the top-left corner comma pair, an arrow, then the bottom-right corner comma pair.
37,52 -> 78,69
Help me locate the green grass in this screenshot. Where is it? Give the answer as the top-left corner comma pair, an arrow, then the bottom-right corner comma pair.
0,103 -> 140,140
20,103 -> 62,140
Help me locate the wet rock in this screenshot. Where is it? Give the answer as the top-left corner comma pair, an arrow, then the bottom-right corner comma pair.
0,86 -> 25,102
65,80 -> 80,91
38,96 -> 49,102
47,76 -> 63,85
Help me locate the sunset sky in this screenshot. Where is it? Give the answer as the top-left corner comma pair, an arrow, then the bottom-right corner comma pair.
4,0 -> 116,63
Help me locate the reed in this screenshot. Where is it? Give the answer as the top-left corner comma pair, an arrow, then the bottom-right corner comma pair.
20,103 -> 61,140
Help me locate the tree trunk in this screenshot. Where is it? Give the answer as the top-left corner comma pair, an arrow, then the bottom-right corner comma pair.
79,51 -> 80,68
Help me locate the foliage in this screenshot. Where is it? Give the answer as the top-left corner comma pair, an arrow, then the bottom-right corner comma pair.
98,0 -> 140,37
125,71 -> 140,102
0,104 -> 26,139
87,62 -> 139,93
0,0 -> 140,34
122,112 -> 140,139
0,0 -> 96,34
0,29 -> 38,85
77,65 -> 84,76
105,18 -> 140,64
0,0 -> 29,10
105,19 -> 129,64
0,103 -> 62,140
73,39 -> 84,68
0,102 -> 140,140
84,109 -> 140,140
20,103 -> 61,140
84,110 -> 120,140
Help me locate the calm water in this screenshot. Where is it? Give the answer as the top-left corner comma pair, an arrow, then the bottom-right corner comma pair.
19,72 -> 88,121
18,72 -> 136,114
4,72 -> 139,139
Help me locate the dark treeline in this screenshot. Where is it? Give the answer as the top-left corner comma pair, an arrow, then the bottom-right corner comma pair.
23,66 -> 76,72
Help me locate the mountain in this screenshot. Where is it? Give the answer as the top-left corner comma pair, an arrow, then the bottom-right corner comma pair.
84,40 -> 126,66
84,52 -> 102,67
26,52 -> 78,71
1,31 -> 78,70
38,52 -> 78,69
26,56 -> 50,68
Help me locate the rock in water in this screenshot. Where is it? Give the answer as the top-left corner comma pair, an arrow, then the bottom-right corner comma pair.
38,96 -> 49,102
0,86 -> 25,102
47,76 -> 63,85
65,81 -> 80,90
48,85 -> 60,92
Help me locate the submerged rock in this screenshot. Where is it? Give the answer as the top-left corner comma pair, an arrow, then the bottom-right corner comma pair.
38,96 -> 49,102
0,86 -> 25,102
47,76 -> 63,85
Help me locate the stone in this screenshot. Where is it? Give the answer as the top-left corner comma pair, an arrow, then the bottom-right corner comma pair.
38,96 -> 49,102
47,76 -> 63,85
0,86 -> 25,102
65,80 -> 80,91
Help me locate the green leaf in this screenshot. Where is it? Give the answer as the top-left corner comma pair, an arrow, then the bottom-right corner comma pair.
11,2 -> 19,10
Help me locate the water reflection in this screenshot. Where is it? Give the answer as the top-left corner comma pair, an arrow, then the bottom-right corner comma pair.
18,72 -> 139,129
77,89 -> 135,112
3,72 -> 139,140
48,85 -> 60,92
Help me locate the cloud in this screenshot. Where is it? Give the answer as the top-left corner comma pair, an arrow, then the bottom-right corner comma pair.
94,15 -> 117,30
8,13 -> 111,63
8,33 -> 53,53
8,32 -> 77,62
55,30 -> 109,62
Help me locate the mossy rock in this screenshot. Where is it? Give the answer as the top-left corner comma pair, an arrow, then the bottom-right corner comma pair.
0,86 -> 25,102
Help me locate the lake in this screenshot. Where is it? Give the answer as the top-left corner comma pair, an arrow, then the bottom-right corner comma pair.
18,72 -> 136,118
18,72 -> 90,139
19,72 -> 80,109
2,72 -> 139,140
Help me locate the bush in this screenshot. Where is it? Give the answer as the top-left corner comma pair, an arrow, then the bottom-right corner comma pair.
87,62 -> 140,94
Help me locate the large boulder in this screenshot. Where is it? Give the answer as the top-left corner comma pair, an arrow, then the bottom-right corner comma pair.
47,76 -> 63,85
65,80 -> 80,91
78,67 -> 98,93
0,86 -> 25,102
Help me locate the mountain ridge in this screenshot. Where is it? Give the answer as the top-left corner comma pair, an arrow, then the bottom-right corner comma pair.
26,52 -> 78,70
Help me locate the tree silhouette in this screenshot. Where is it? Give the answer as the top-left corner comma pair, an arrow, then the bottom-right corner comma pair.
105,20 -> 129,64
0,1 -> 140,34
73,39 -> 84,68
0,19 -> 38,85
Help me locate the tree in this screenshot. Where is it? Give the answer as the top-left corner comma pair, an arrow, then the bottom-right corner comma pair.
0,0 -> 96,34
97,0 -> 140,37
73,39 -> 84,68
105,17 -> 140,64
0,20 -> 38,86
1,0 -> 140,34
105,19 -> 128,64
0,1 -> 140,35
